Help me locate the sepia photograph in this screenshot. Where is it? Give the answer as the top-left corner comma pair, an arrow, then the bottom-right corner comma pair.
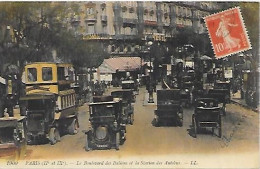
0,1 -> 259,169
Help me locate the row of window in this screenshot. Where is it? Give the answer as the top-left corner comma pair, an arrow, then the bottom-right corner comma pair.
86,24 -> 107,35
175,6 -> 193,17
122,12 -> 137,19
69,6 -> 208,35
161,3 -> 170,13
176,18 -> 193,26
76,21 -> 202,36
27,67 -> 74,82
84,7 -> 206,20
83,2 -> 214,18
121,27 -> 137,35
61,94 -> 76,110
110,45 -> 138,53
120,1 -> 138,8
122,6 -> 136,13
143,14 -> 157,22
28,67 -> 52,82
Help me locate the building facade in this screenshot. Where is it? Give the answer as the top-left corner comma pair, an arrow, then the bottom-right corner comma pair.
66,1 -> 220,57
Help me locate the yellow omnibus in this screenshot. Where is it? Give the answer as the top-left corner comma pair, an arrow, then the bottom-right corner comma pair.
20,62 -> 79,145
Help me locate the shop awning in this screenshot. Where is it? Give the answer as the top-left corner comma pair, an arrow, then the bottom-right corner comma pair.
99,57 -> 144,74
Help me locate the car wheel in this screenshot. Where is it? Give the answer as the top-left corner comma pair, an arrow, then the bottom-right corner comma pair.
49,128 -> 57,145
115,132 -> 120,150
192,115 -> 197,138
85,134 -> 91,151
179,119 -> 183,127
130,114 -> 134,125
179,111 -> 183,127
155,116 -> 160,127
18,141 -> 27,160
68,118 -> 78,135
218,116 -> 222,138
54,128 -> 61,142
222,106 -> 226,116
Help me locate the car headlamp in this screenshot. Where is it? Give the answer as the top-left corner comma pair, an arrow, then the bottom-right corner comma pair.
95,126 -> 108,140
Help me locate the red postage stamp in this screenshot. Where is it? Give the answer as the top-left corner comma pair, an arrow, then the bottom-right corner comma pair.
204,7 -> 251,59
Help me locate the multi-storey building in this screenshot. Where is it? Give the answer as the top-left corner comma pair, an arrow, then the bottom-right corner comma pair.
66,1 -> 220,57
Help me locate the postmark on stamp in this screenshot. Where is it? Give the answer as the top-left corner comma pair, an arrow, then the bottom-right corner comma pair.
204,7 -> 251,59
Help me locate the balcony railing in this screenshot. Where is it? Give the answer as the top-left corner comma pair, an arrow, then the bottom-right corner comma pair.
144,20 -> 157,26
122,18 -> 138,25
83,33 -> 111,40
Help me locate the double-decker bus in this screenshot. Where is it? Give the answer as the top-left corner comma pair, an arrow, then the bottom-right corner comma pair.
20,62 -> 79,145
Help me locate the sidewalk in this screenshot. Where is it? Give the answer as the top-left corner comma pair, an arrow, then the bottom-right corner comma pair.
230,91 -> 259,112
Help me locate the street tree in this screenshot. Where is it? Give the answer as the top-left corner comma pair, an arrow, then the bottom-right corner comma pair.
0,2 -> 108,73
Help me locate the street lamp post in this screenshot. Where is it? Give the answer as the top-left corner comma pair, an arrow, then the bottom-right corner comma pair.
147,41 -> 154,103
139,46 -> 142,81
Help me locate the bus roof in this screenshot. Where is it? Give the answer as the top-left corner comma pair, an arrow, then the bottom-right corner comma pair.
25,62 -> 73,67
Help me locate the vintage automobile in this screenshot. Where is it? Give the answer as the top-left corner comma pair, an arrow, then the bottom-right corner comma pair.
20,62 -> 79,145
111,89 -> 135,125
207,89 -> 229,116
121,80 -> 139,95
84,95 -> 126,151
214,80 -> 231,102
192,98 -> 222,138
154,89 -> 183,126
180,76 -> 193,107
0,116 -> 27,160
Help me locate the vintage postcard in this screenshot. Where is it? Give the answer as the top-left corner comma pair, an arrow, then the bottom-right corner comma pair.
0,1 -> 259,169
